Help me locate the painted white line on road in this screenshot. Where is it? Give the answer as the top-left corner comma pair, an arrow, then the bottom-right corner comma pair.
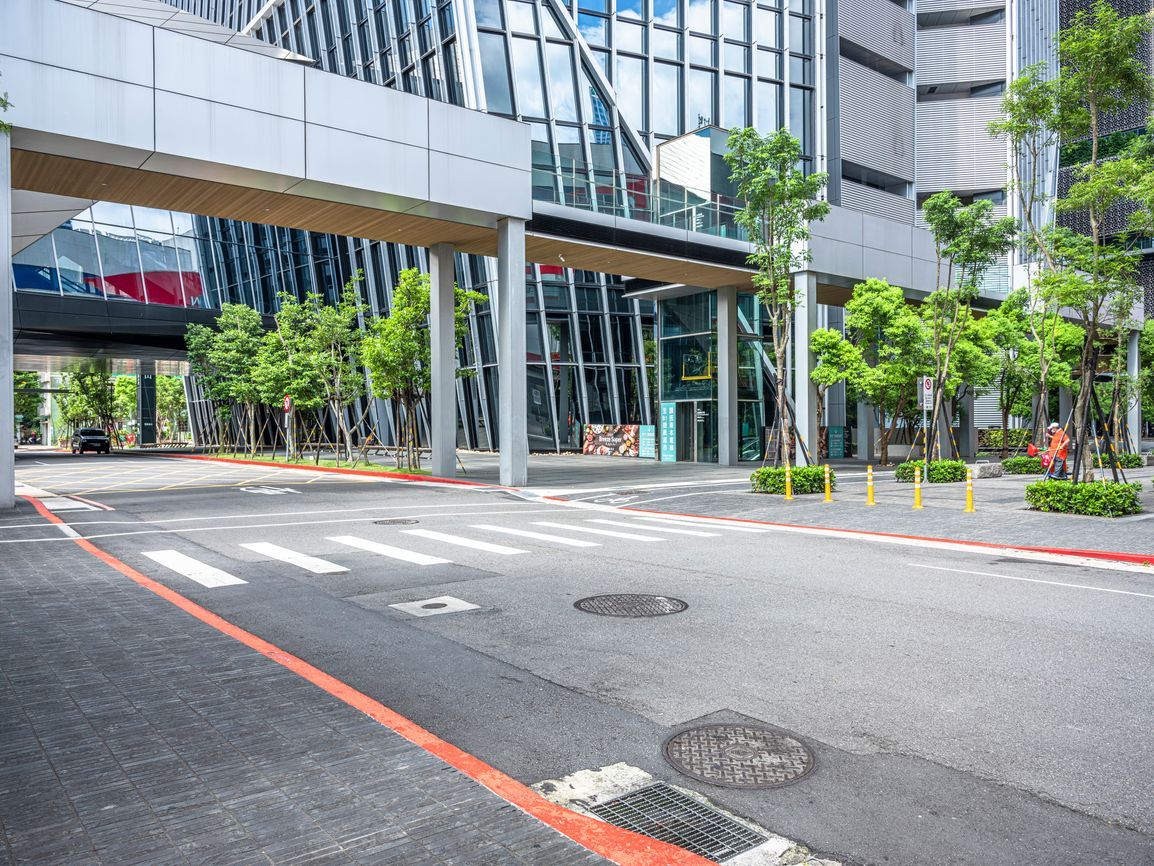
471,524 -> 600,548
328,536 -> 451,566
141,550 -> 248,588
533,521 -> 663,542
629,514 -> 768,533
239,542 -> 349,574
910,563 -> 1154,600
402,528 -> 528,556
586,518 -> 720,537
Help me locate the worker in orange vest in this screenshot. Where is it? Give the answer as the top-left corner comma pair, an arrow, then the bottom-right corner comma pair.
1042,422 -> 1069,480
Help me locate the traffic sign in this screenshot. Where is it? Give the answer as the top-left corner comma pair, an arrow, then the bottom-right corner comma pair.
921,376 -> 934,409
283,394 -> 292,413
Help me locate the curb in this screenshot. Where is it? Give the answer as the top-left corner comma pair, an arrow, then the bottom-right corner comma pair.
609,504 -> 1154,567
155,452 -> 498,488
20,493 -> 710,866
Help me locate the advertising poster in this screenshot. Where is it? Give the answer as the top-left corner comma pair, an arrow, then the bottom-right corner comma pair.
583,424 -> 641,457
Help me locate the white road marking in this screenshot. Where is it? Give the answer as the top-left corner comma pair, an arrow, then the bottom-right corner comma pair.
141,550 -> 248,588
40,497 -> 97,512
471,524 -> 600,548
389,595 -> 480,617
533,521 -> 663,542
328,535 -> 451,565
909,563 -> 1154,600
629,514 -> 768,533
401,528 -> 528,556
239,542 -> 349,574
586,518 -> 720,537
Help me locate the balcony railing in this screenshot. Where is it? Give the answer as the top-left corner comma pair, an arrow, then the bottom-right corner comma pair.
533,163 -> 751,243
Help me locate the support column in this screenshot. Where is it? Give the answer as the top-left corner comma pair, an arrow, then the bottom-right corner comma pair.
429,243 -> 457,478
0,133 -> 12,510
958,391 -> 976,459
138,360 -> 157,446
1126,328 -> 1142,450
793,272 -> 819,465
716,286 -> 739,466
856,400 -> 875,461
1058,386 -> 1073,426
496,218 -> 527,487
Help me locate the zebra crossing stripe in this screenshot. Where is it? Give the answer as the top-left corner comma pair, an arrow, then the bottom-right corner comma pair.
532,521 -> 663,542
586,518 -> 721,537
328,536 -> 451,565
470,524 -> 601,548
629,514 -> 768,533
141,550 -> 247,588
240,542 -> 349,574
401,528 -> 528,556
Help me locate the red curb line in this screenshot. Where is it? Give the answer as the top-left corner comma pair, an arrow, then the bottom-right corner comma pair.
20,494 -> 710,866
156,453 -> 499,488
610,503 -> 1154,566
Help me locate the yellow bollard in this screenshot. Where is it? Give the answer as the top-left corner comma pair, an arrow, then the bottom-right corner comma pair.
866,465 -> 876,506
913,464 -> 924,510
823,464 -> 833,503
964,467 -> 975,513
784,463 -> 794,501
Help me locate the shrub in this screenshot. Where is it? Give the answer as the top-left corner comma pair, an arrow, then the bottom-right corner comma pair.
978,428 -> 1032,449
1092,452 -> 1143,469
750,465 -> 834,495
1024,480 -> 1142,517
894,459 -> 967,483
1002,456 -> 1043,474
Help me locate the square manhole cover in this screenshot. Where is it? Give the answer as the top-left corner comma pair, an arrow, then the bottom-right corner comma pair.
588,782 -> 767,861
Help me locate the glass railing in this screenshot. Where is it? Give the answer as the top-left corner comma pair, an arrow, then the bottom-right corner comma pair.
532,164 -> 751,243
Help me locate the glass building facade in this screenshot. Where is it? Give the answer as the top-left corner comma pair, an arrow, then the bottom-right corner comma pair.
15,0 -> 814,451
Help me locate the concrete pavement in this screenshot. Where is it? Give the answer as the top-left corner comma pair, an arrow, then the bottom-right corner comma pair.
5,451 -> 1154,865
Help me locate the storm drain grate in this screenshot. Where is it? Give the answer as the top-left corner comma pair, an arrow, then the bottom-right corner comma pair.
574,594 -> 688,617
588,783 -> 767,861
374,518 -> 419,525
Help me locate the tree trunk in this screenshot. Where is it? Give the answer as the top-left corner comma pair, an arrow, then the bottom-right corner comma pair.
776,348 -> 789,466
815,388 -> 826,461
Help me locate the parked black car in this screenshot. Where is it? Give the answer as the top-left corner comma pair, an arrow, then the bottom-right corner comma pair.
71,428 -> 111,454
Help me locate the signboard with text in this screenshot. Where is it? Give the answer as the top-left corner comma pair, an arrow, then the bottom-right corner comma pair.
921,376 -> 934,410
827,426 -> 846,459
639,425 -> 656,459
659,402 -> 678,462
583,424 -> 641,457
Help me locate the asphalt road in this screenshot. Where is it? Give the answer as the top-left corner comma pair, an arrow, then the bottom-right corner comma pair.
9,451 -> 1154,866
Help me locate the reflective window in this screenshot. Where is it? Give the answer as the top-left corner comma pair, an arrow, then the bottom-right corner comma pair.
689,68 -> 716,127
789,13 -> 812,53
724,0 -> 749,39
578,11 -> 608,45
756,78 -> 782,130
137,231 -> 186,306
511,37 -> 546,117
96,226 -> 146,302
586,367 -> 613,422
653,62 -> 681,134
725,40 -> 749,71
689,34 -> 716,65
790,84 -> 813,153
790,53 -> 812,84
527,364 -> 555,447
580,67 -> 612,126
617,0 -> 645,18
474,0 -> 503,26
616,55 -> 646,128
611,315 -> 638,362
725,74 -> 749,126
12,236 -> 60,295
580,314 -> 608,363
506,0 -> 536,31
546,42 -> 579,122
478,32 -> 514,114
53,221 -> 105,298
687,0 -> 715,32
754,6 -> 780,46
756,46 -> 781,78
653,0 -> 679,26
617,367 -> 643,421
616,19 -> 645,52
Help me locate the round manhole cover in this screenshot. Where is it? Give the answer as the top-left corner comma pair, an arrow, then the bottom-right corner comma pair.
574,594 -> 688,617
663,724 -> 815,789
374,518 -> 419,525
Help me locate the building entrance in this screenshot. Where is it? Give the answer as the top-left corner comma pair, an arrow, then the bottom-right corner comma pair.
676,401 -> 718,462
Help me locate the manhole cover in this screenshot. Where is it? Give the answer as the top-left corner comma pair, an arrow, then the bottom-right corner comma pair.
420,602 -> 448,610
663,723 -> 815,789
589,783 -> 766,861
374,518 -> 419,525
574,594 -> 688,617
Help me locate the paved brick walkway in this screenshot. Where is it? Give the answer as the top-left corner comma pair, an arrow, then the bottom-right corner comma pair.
0,511 -> 607,866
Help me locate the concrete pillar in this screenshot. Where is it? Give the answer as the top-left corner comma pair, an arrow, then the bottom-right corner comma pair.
958,391 -> 976,459
429,243 -> 457,478
792,272 -> 819,465
1058,386 -> 1073,426
856,400 -> 875,461
138,360 -> 157,446
716,286 -> 739,466
496,218 -> 527,487
1126,328 -> 1142,450
0,133 -> 12,510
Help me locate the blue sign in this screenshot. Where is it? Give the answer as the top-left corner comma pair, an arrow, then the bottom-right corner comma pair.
639,425 -> 656,459
659,402 -> 678,462
828,426 -> 846,459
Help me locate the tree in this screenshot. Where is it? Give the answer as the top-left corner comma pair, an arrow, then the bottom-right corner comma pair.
1140,319 -> 1154,429
186,303 -> 266,453
14,372 -> 42,429
0,71 -> 11,135
311,275 -> 367,460
979,292 -> 1031,457
724,128 -> 830,464
809,328 -> 864,459
842,278 -> 929,465
360,267 -> 484,470
59,368 -> 119,441
156,376 -> 188,441
921,192 -> 1016,459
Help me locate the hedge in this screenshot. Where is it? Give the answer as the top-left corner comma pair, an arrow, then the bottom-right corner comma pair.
1002,456 -> 1043,474
978,428 -> 1032,449
894,459 -> 967,483
1092,452 -> 1143,469
1024,480 -> 1142,517
750,465 -> 834,495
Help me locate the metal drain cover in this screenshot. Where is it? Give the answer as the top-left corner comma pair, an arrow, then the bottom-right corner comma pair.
374,518 -> 418,525
574,594 -> 688,617
589,783 -> 766,861
663,723 -> 815,789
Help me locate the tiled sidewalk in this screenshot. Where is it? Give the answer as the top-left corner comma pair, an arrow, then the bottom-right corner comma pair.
0,523 -> 606,866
